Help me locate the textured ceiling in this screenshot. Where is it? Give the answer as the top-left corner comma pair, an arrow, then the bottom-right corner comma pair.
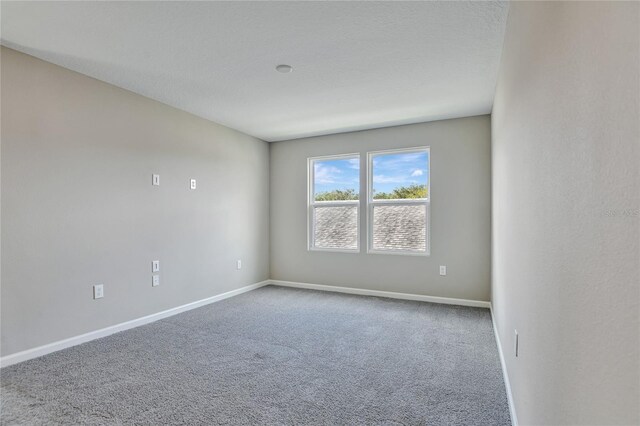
1,1 -> 508,141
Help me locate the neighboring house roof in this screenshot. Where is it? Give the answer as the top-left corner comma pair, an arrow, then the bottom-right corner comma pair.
314,205 -> 426,251
372,205 -> 427,251
314,206 -> 358,250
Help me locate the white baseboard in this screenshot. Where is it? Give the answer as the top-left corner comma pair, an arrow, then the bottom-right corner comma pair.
0,280 -> 270,368
268,280 -> 491,308
490,304 -> 518,426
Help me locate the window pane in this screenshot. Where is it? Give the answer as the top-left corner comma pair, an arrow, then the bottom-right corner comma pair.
372,205 -> 427,252
313,157 -> 359,201
372,151 -> 428,200
313,205 -> 358,250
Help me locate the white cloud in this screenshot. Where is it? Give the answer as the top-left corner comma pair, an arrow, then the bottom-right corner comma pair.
411,169 -> 424,177
314,164 -> 342,184
373,174 -> 408,184
314,163 -> 358,185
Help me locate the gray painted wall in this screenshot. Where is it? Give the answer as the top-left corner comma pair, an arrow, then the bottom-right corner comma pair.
1,47 -> 270,357
270,116 -> 491,301
492,2 -> 639,425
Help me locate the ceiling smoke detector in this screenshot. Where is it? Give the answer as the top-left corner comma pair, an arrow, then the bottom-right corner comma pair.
275,64 -> 293,73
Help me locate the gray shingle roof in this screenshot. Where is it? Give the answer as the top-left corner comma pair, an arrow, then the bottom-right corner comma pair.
313,204 -> 427,251
314,206 -> 358,249
372,205 -> 426,251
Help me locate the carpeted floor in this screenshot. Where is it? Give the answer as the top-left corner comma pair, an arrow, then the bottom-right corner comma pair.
1,286 -> 510,425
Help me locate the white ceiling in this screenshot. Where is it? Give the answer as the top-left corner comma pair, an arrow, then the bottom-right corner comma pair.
1,1 -> 508,142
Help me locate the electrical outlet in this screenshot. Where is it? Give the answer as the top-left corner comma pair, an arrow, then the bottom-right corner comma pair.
190,179 -> 196,190
152,260 -> 160,272
515,330 -> 519,357
236,259 -> 242,270
152,275 -> 160,287
439,265 -> 447,276
93,284 -> 104,299
152,174 -> 160,186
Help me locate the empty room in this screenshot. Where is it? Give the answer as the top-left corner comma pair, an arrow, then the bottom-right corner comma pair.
1,1 -> 638,425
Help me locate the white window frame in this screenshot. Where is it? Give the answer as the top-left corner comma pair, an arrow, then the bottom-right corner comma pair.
307,153 -> 361,253
367,147 -> 430,256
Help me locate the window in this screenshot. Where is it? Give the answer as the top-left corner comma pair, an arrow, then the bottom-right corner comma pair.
308,147 -> 429,255
308,154 -> 360,252
368,148 -> 430,255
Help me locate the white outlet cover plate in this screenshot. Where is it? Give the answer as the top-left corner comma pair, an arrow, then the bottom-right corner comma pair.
439,265 -> 447,276
190,179 -> 196,190
152,275 -> 160,287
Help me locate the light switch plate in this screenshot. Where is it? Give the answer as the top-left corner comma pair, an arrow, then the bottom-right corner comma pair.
93,284 -> 104,299
152,275 -> 160,287
152,174 -> 160,186
236,259 -> 242,270
190,179 -> 196,190
152,260 -> 160,272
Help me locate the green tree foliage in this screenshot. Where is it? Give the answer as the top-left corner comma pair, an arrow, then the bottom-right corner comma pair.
315,185 -> 428,201
373,184 -> 428,200
315,189 -> 359,201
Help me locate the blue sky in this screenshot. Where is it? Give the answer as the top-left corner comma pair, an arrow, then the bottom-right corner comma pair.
313,151 -> 428,195
314,157 -> 360,195
372,151 -> 429,194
